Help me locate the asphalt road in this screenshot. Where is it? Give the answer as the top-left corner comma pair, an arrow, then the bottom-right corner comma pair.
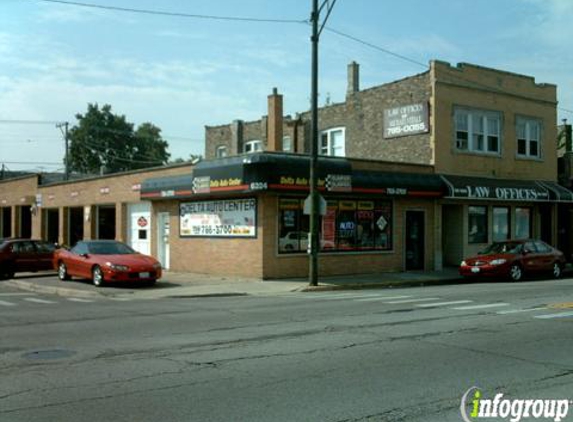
1,276 -> 573,422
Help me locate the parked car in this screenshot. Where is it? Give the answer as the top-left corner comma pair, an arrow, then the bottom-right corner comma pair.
54,240 -> 162,287
459,239 -> 566,281
0,238 -> 57,279
279,232 -> 309,252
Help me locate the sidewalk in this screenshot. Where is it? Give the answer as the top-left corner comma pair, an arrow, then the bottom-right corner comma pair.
2,268 -> 464,299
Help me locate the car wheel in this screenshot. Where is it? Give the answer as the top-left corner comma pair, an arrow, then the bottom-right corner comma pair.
509,264 -> 523,281
552,262 -> 562,279
145,279 -> 157,287
0,262 -> 15,280
58,262 -> 71,281
92,265 -> 104,287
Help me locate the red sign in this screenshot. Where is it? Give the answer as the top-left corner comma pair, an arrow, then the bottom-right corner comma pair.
137,216 -> 148,228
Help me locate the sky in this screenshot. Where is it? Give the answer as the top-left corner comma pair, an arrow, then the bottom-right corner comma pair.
0,0 -> 572,172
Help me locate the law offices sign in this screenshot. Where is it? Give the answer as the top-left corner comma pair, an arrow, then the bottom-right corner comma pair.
383,102 -> 429,139
441,175 -> 553,202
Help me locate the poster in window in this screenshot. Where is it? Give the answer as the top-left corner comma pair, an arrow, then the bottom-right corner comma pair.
180,198 -> 257,237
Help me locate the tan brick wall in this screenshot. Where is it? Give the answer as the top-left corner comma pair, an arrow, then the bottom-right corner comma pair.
432,61 -> 558,181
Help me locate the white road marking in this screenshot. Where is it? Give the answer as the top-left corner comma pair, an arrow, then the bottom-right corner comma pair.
0,293 -> 37,297
0,300 -> 16,306
534,311 -> 573,320
452,303 -> 509,310
23,298 -> 57,304
67,298 -> 95,303
497,307 -> 547,315
416,300 -> 473,308
109,298 -> 131,301
355,295 -> 412,302
384,297 -> 441,304
301,293 -> 388,300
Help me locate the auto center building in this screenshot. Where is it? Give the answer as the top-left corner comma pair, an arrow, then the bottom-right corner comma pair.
1,60 -> 573,279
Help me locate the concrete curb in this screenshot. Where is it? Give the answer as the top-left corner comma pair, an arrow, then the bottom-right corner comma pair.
4,279 -> 105,299
299,277 -> 465,292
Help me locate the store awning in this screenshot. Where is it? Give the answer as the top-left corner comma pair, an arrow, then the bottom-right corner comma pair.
440,175 -> 573,202
141,174 -> 194,199
351,171 -> 444,197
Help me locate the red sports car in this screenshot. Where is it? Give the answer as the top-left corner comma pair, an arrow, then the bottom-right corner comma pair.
459,239 -> 566,282
54,240 -> 162,287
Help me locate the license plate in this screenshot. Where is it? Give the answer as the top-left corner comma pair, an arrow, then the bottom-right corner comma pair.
471,267 -> 480,273
139,272 -> 150,278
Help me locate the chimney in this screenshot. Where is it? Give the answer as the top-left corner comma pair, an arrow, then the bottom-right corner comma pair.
267,87 -> 283,152
347,61 -> 360,97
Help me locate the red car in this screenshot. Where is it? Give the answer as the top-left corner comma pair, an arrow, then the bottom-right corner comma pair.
459,239 -> 566,282
0,238 -> 57,279
54,240 -> 162,287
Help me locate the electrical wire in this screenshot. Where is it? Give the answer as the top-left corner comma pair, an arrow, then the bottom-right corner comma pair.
34,0 -> 308,24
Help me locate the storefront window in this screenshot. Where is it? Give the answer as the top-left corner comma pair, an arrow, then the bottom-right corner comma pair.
468,206 -> 487,244
515,207 -> 532,240
493,207 -> 510,241
278,198 -> 392,254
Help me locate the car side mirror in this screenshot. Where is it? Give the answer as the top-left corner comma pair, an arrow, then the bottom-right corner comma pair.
522,249 -> 530,255
80,253 -> 89,258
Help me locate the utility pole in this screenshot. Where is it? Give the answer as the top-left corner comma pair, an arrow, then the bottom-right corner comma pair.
308,0 -> 336,287
56,122 -> 70,180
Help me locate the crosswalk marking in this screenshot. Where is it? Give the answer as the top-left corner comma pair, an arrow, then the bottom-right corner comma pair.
534,311 -> 573,320
0,300 -> 16,306
109,297 -> 131,301
497,307 -> 547,315
23,298 -> 57,304
355,295 -> 412,302
67,298 -> 95,303
416,300 -> 473,308
0,293 -> 37,297
452,303 -> 509,310
301,293 -> 390,300
384,297 -> 441,304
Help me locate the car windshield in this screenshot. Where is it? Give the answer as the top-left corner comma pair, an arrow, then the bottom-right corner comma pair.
480,241 -> 523,255
87,242 -> 136,255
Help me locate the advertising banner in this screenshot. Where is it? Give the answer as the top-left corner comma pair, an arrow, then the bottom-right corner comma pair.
383,102 -> 429,138
180,198 -> 257,237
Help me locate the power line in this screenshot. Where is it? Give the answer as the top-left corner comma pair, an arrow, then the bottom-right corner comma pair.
34,0 -> 308,24
0,119 -> 64,125
1,161 -> 62,165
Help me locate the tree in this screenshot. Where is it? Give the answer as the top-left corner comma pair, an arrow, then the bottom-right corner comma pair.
67,103 -> 170,174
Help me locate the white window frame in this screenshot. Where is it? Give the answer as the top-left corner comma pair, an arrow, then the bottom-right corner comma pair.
282,136 -> 292,152
516,117 -> 541,159
454,108 -> 501,155
243,140 -> 263,154
215,145 -> 228,158
320,127 -> 345,157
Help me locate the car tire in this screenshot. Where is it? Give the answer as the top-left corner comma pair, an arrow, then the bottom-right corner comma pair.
58,262 -> 71,281
552,262 -> 563,279
92,265 -> 104,287
0,262 -> 15,280
145,279 -> 157,287
509,264 -> 523,282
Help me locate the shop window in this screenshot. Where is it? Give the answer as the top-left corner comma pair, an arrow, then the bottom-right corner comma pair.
216,146 -> 228,158
278,198 -> 392,254
244,140 -> 263,154
515,207 -> 532,240
454,108 -> 501,154
468,206 -> 488,244
282,136 -> 292,152
516,117 -> 541,158
492,207 -> 510,242
320,127 -> 345,157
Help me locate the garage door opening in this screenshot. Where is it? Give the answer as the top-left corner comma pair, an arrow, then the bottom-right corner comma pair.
43,208 -> 59,244
67,207 -> 84,246
18,205 -> 32,239
0,207 -> 11,238
96,205 -> 116,240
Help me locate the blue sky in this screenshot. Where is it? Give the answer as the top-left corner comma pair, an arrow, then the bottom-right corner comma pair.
0,0 -> 572,171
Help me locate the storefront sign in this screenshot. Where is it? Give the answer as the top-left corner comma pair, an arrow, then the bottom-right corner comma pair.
180,198 -> 257,237
384,102 -> 429,138
192,176 -> 211,194
137,217 -> 148,228
326,174 -> 352,192
451,185 -> 548,201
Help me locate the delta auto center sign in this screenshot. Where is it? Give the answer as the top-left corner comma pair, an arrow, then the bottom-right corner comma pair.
383,102 -> 429,139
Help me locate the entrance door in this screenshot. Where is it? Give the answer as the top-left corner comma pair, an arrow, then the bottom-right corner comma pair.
156,212 -> 170,270
127,202 -> 151,255
95,205 -> 116,240
19,206 -> 32,238
44,208 -> 59,244
539,204 -> 552,245
67,207 -> 84,246
405,210 -> 425,270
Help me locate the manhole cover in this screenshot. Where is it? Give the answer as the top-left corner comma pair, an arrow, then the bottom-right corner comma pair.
22,349 -> 76,360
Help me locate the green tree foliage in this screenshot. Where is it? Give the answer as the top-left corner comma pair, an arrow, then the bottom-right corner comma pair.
67,104 -> 170,174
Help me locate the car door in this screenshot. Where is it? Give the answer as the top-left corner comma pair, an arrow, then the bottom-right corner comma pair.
533,241 -> 555,271
67,242 -> 89,277
12,241 -> 37,272
521,241 -> 541,273
33,241 -> 56,271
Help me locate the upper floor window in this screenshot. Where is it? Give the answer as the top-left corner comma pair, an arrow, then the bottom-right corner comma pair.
516,117 -> 541,158
282,136 -> 292,152
320,127 -> 345,157
243,140 -> 263,154
455,108 -> 501,154
216,145 -> 228,158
